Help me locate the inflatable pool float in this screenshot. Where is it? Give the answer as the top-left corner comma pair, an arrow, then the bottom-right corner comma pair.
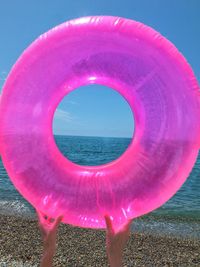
0,16 -> 199,230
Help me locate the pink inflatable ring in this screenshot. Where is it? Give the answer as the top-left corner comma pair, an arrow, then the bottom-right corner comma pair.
0,16 -> 200,230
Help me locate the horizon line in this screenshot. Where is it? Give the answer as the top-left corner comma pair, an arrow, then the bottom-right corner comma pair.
53,133 -> 132,139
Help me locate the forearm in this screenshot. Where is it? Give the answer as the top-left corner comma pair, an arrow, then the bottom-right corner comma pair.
40,241 -> 56,267
107,251 -> 123,267
105,215 -> 132,267
109,258 -> 123,267
40,250 -> 54,267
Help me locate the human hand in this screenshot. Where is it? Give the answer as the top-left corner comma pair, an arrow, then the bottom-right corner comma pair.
105,215 -> 132,267
37,210 -> 63,267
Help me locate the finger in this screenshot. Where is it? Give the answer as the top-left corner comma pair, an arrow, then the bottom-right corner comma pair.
36,210 -> 48,225
36,210 -> 45,230
52,215 -> 63,230
36,209 -> 43,221
123,219 -> 133,233
104,215 -> 114,234
36,210 -> 50,236
48,217 -> 55,224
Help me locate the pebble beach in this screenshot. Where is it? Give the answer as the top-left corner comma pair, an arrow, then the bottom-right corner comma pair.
0,215 -> 200,267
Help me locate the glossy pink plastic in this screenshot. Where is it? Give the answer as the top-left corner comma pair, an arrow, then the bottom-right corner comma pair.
0,16 -> 200,230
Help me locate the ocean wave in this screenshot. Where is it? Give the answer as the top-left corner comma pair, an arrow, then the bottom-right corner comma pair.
133,216 -> 200,239
0,200 -> 35,218
0,199 -> 200,240
0,257 -> 37,267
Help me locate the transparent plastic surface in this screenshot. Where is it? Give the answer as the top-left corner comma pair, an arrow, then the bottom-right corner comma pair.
0,16 -> 200,230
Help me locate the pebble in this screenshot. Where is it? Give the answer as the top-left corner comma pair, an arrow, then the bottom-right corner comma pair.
0,215 -> 200,266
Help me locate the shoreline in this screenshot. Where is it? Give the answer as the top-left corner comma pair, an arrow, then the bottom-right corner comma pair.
0,215 -> 200,266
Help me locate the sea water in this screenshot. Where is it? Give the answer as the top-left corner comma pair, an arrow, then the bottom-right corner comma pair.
0,135 -> 200,239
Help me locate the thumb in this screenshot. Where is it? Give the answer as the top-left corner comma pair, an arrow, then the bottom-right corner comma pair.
52,215 -> 63,231
105,215 -> 114,234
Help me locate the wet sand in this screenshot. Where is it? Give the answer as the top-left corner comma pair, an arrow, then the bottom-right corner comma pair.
0,215 -> 200,266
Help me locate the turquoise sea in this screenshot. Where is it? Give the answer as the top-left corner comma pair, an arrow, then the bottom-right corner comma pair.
0,135 -> 200,239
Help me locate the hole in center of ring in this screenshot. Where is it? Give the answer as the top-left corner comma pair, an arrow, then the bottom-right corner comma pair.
53,84 -> 134,166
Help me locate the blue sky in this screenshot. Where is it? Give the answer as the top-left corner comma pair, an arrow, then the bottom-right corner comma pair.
0,1 -> 199,137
